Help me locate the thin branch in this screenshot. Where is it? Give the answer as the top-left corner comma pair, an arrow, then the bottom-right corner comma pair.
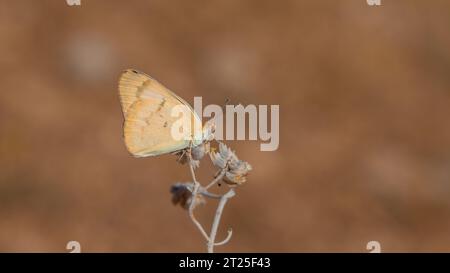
207,189 -> 235,253
179,143 -> 241,253
188,182 -> 209,241
205,168 -> 226,190
198,189 -> 222,199
187,151 -> 197,182
214,229 -> 233,246
187,151 -> 210,241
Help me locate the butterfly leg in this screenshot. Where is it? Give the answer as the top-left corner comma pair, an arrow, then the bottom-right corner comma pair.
176,150 -> 186,163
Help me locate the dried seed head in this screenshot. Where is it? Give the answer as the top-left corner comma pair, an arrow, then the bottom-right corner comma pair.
170,183 -> 190,208
170,183 -> 205,209
210,142 -> 235,169
210,143 -> 252,186
224,159 -> 252,185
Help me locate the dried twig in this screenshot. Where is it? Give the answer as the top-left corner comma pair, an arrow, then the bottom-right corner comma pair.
171,140 -> 251,253
205,168 -> 226,190
207,189 -> 235,253
187,152 -> 209,241
186,152 -> 234,252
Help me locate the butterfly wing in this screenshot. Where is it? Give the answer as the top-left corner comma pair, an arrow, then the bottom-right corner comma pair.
118,69 -> 202,157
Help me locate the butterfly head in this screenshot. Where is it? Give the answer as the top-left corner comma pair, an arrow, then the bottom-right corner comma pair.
202,119 -> 216,142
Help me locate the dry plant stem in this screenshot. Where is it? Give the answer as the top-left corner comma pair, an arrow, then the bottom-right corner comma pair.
205,168 -> 226,190
207,189 -> 235,253
187,150 -> 235,253
198,190 -> 222,199
187,152 -> 209,241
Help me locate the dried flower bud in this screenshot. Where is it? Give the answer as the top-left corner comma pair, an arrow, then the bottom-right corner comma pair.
224,159 -> 252,185
210,142 -> 234,169
210,143 -> 252,186
170,183 -> 205,209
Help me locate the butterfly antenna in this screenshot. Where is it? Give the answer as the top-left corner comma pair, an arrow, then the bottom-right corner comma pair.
222,98 -> 230,111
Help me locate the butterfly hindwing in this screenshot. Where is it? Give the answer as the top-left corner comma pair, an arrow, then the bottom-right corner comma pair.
118,69 -> 202,157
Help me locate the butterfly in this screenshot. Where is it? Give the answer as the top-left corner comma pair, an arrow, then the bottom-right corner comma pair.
118,69 -> 213,158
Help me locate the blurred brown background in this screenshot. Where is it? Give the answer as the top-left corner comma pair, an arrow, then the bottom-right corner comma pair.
0,0 -> 450,252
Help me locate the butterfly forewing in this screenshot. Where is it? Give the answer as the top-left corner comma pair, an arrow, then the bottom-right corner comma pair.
118,69 -> 202,157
